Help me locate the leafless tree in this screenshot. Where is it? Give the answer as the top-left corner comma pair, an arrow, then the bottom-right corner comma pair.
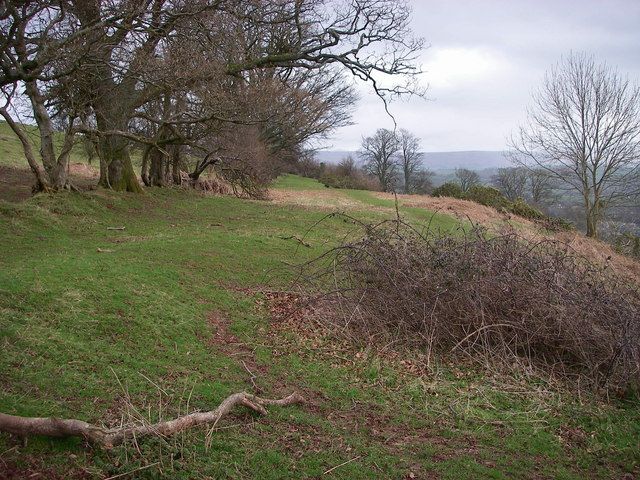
0,1 -> 99,190
527,168 -> 556,206
455,168 -> 480,193
2,0 -> 424,193
492,167 -> 528,201
360,128 -> 399,192
411,168 -> 434,195
336,155 -> 358,178
397,128 -> 424,194
510,53 -> 640,238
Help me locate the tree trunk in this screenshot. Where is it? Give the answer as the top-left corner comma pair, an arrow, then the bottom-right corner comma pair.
586,213 -> 598,238
163,151 -> 171,182
23,81 -> 71,190
98,134 -> 144,193
72,1 -> 142,192
148,146 -> 168,187
171,145 -> 182,185
404,167 -> 411,194
49,163 -> 69,190
583,193 -> 600,239
98,152 -> 109,188
586,204 -> 601,238
141,145 -> 151,186
0,108 -> 50,192
24,82 -> 56,172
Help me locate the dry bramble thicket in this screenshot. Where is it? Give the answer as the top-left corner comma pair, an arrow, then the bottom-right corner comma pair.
297,217 -> 640,394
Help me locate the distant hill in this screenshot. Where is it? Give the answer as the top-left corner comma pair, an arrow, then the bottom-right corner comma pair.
314,150 -> 355,165
315,150 -> 510,171
420,151 -> 510,170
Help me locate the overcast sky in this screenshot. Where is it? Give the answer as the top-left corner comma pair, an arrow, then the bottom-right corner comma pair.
324,0 -> 640,152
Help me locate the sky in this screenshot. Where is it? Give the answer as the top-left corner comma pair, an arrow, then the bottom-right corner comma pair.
324,0 -> 640,152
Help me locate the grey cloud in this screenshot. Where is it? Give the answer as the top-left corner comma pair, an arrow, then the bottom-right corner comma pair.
326,0 -> 640,151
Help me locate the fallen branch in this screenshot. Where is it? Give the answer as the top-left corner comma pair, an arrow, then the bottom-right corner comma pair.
106,226 -> 126,231
104,462 -> 160,480
0,392 -> 304,449
279,235 -> 311,248
242,360 -> 262,394
323,455 -> 361,475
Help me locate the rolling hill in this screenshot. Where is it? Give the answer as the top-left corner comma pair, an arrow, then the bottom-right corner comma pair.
1,126 -> 639,478
315,149 -> 510,171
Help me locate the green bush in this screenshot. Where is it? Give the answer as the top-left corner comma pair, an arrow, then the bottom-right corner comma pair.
431,181 -> 573,233
614,233 -> 640,258
508,198 -> 545,220
432,182 -> 464,198
465,185 -> 510,209
319,173 -> 348,189
319,172 -> 380,191
543,216 -> 574,232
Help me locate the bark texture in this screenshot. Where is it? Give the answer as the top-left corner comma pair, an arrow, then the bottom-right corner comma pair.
98,134 -> 144,193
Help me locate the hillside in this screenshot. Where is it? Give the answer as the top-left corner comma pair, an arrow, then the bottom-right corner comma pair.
315,150 -> 510,171
1,155 -> 639,478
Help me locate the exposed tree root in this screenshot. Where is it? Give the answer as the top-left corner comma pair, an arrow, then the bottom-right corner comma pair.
0,392 -> 304,449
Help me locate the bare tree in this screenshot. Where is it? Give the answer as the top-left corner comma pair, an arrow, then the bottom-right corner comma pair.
527,168 -> 556,206
510,53 -> 640,238
2,0 -> 424,193
492,167 -> 528,201
336,156 -> 358,178
397,128 -> 424,194
360,128 -> 399,192
411,168 -> 435,195
0,1 -> 94,190
455,168 -> 480,193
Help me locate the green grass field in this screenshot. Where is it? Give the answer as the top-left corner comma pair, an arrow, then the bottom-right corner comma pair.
0,121 -> 90,168
0,145 -> 639,478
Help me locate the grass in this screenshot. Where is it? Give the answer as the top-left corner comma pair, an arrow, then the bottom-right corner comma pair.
271,173 -> 328,191
0,121 -> 89,168
0,163 -> 639,478
342,188 -> 462,231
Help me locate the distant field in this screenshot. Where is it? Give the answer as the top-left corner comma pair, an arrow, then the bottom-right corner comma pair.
0,127 -> 639,478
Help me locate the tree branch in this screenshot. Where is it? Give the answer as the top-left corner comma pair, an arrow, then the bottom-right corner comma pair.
0,391 -> 304,449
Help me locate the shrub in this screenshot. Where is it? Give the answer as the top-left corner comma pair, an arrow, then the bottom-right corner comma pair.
540,215 -> 574,232
504,197 -> 572,231
431,182 -> 464,198
432,182 -> 572,232
319,172 -> 381,191
508,197 -> 545,220
296,156 -> 325,178
302,219 -> 640,393
614,233 -> 640,259
318,157 -> 381,191
465,185 -> 510,209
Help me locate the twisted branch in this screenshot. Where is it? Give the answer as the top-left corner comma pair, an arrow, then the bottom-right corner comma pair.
0,392 -> 304,449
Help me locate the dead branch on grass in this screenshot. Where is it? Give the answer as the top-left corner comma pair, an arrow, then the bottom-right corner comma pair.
0,392 -> 304,449
279,235 -> 312,248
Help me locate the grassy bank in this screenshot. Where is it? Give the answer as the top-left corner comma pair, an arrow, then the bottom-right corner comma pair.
0,175 -> 638,479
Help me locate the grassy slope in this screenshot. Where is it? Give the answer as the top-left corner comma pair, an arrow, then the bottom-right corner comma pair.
0,121 -> 89,168
0,169 -> 639,477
